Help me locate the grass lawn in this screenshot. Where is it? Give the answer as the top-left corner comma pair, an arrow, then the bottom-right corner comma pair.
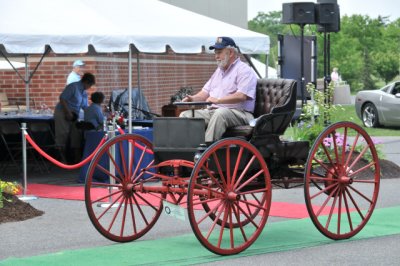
330,105 -> 400,136
285,104 -> 400,138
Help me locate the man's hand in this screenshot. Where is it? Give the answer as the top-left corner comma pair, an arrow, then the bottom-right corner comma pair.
206,96 -> 219,104
182,95 -> 194,102
65,111 -> 74,121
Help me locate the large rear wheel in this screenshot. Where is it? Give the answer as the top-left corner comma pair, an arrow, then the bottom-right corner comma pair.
304,122 -> 380,239
85,134 -> 164,242
187,138 -> 272,255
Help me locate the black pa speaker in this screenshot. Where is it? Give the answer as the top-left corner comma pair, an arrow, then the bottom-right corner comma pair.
282,2 -> 316,25
316,3 -> 340,32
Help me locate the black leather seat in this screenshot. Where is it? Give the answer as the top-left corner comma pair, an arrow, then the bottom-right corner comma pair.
223,78 -> 309,163
224,78 -> 297,141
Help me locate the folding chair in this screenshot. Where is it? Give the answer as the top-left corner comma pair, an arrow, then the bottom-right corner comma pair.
0,120 -> 47,173
27,121 -> 66,168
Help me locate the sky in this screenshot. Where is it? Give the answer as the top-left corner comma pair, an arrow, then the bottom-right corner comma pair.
248,0 -> 400,21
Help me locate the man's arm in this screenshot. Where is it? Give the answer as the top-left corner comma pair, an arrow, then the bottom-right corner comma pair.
206,91 -> 248,104
182,90 -> 209,102
60,98 -> 74,121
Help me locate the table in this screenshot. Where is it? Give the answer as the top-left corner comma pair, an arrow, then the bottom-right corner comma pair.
333,84 -> 352,105
0,113 -> 53,122
78,128 -> 153,183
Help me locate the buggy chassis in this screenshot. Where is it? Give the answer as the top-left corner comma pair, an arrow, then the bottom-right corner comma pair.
84,80 -> 380,255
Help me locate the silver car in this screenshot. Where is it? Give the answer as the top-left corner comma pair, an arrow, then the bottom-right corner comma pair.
355,81 -> 400,128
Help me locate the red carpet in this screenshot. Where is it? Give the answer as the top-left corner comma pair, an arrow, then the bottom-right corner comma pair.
24,183 -> 335,219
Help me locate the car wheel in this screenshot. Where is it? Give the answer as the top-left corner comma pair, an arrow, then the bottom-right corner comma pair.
362,103 -> 380,128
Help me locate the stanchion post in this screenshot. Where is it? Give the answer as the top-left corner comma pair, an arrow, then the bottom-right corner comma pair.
97,124 -> 118,208
108,124 -> 116,202
18,123 -> 38,201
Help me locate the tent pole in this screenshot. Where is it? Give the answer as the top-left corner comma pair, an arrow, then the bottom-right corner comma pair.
243,54 -> 261,78
128,45 -> 132,134
136,52 -> 141,89
24,55 -> 29,111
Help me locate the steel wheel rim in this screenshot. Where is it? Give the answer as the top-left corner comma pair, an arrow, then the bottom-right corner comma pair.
363,105 -> 376,128
85,134 -> 164,242
304,122 -> 380,239
187,138 -> 271,255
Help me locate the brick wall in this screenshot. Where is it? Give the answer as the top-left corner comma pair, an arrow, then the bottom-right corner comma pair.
0,50 -> 217,115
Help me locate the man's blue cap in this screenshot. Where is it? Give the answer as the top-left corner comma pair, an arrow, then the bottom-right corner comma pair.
209,37 -> 237,50
73,60 -> 85,67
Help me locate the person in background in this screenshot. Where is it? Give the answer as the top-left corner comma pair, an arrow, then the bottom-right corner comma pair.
331,67 -> 341,85
54,72 -> 95,162
84,91 -> 105,130
179,36 -> 257,144
67,60 -> 85,85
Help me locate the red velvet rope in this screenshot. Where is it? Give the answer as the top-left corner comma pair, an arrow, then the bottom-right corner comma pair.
116,125 -> 154,155
24,131 -> 108,170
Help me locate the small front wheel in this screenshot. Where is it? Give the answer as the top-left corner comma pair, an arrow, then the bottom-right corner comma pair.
187,138 -> 272,255
85,134 -> 164,242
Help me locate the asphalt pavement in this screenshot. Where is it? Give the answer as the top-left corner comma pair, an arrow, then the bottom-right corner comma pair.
1,178 -> 399,265
1,119 -> 399,264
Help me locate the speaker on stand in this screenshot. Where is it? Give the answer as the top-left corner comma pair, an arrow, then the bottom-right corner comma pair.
282,2 -> 316,106
315,0 -> 340,125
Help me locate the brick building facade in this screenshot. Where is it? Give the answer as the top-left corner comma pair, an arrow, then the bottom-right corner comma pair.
0,50 -> 217,116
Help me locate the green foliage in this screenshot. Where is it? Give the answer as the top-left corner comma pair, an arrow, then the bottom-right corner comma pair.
248,12 -> 400,92
289,83 -> 336,144
0,180 -> 20,208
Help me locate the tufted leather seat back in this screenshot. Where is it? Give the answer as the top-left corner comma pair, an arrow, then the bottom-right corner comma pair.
253,78 -> 294,118
223,78 -> 296,140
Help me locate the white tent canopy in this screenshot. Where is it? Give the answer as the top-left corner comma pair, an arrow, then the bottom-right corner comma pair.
0,0 -> 269,55
0,60 -> 24,70
250,57 -> 278,79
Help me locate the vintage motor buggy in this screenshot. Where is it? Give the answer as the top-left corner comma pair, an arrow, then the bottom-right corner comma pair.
84,78 -> 380,255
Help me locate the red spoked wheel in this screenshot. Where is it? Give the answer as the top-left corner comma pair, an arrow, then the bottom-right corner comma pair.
304,122 -> 380,239
187,138 -> 272,255
85,134 -> 164,242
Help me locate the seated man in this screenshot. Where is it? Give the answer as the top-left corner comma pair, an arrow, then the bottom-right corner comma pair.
179,36 -> 257,144
84,91 -> 105,130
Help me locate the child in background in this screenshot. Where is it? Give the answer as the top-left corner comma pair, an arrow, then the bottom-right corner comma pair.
84,92 -> 105,130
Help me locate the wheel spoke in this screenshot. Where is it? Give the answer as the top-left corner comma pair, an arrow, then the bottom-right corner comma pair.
320,143 -> 339,176
341,127 -> 348,166
232,146 -> 244,187
107,194 -> 125,232
324,187 -> 340,230
310,182 -> 338,200
236,168 -> 264,191
226,146 -> 231,187
344,187 -> 365,220
331,130 -> 340,169
212,152 -> 227,188
106,148 -> 125,182
347,145 -> 371,171
95,162 -> 123,183
342,191 -> 354,231
348,161 -> 376,177
90,188 -> 122,205
347,184 -> 374,204
118,140 -> 129,180
344,133 -> 360,170
120,197 -> 129,237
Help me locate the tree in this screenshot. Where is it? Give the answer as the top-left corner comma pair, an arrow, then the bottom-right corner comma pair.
371,18 -> 400,83
248,11 -> 285,67
248,12 -> 399,91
